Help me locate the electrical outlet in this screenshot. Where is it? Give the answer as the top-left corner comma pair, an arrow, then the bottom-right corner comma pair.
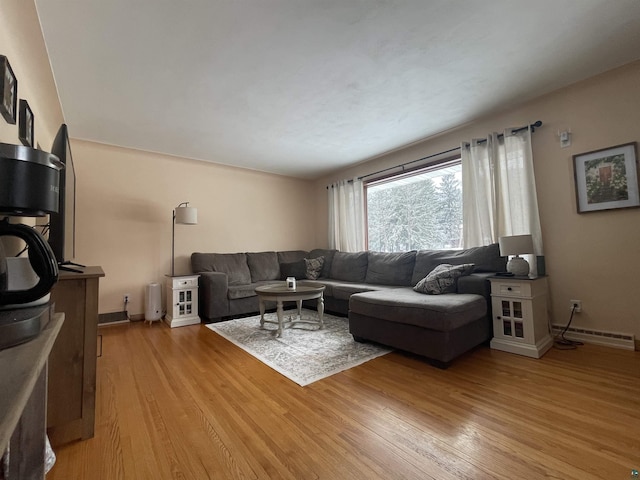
124,294 -> 130,304
570,299 -> 582,313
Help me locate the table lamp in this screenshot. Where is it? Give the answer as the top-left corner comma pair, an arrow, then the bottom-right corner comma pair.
171,202 -> 197,276
498,234 -> 534,276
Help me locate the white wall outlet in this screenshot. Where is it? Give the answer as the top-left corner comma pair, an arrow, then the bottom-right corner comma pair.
570,299 -> 582,313
124,294 -> 130,304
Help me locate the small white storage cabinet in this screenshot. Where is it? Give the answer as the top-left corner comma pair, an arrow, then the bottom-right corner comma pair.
165,274 -> 200,327
489,276 -> 552,358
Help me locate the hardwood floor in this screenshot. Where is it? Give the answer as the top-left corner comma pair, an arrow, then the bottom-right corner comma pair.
47,319 -> 640,479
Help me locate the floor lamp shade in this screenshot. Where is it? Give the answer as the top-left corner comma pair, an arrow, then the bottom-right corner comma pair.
175,206 -> 197,225
498,234 -> 534,276
172,202 -> 198,276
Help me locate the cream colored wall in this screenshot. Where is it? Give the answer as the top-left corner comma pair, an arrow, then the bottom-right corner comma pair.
315,60 -> 640,339
0,0 -> 64,149
72,140 -> 316,315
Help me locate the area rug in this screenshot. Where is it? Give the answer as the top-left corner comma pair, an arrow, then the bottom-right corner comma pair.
206,311 -> 392,386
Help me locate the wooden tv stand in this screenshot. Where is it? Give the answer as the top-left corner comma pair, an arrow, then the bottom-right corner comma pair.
47,266 -> 105,446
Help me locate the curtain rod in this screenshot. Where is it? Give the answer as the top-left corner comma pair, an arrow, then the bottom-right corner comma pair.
354,120 -> 542,183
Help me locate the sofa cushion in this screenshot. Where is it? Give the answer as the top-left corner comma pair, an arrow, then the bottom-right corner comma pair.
330,251 -> 368,282
414,263 -> 475,295
365,251 -> 416,286
304,257 -> 324,280
191,252 -> 215,273
280,260 -> 307,280
191,252 -> 251,286
411,243 -> 505,285
308,249 -> 337,278
277,250 -> 308,264
349,288 -> 487,331
228,280 -> 279,300
247,251 -> 280,282
309,279 -> 344,297
331,282 -> 398,301
227,283 -> 259,300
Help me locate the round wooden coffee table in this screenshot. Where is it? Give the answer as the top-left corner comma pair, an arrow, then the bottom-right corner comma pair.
254,281 -> 325,337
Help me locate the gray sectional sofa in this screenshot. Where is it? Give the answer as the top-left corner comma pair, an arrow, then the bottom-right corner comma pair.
191,244 -> 506,367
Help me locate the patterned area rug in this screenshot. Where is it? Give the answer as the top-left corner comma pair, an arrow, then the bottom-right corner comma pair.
206,310 -> 392,386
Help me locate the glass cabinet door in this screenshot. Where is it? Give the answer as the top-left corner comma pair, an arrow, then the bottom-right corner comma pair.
175,289 -> 194,318
499,299 -> 525,339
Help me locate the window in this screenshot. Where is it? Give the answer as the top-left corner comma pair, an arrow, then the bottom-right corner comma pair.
365,159 -> 462,252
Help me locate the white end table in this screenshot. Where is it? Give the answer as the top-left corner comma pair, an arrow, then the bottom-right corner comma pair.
489,276 -> 553,358
165,274 -> 200,328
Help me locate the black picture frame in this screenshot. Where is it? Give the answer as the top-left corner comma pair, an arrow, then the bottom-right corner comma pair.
18,99 -> 34,147
573,142 -> 640,213
0,55 -> 18,124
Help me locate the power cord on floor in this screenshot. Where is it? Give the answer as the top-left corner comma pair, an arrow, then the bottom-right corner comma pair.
554,304 -> 583,350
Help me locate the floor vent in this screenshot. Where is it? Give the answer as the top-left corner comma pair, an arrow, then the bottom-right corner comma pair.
99,311 -> 130,326
551,324 -> 635,350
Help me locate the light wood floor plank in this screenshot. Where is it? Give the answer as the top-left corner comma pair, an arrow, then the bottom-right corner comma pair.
47,320 -> 640,479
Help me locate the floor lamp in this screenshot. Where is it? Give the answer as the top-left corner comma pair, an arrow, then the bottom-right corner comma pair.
171,202 -> 198,276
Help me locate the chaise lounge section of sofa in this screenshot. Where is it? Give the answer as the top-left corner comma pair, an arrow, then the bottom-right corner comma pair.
191,244 -> 506,366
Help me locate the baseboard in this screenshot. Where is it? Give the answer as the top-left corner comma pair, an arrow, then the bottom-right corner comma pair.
98,319 -> 129,327
164,315 -> 200,328
551,324 -> 635,351
98,311 -> 129,325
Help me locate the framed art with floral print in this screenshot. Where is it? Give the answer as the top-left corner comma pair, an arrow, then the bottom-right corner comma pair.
0,55 -> 18,124
573,142 -> 639,213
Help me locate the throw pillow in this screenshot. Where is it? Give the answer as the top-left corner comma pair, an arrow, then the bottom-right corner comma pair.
413,263 -> 475,295
304,256 -> 324,280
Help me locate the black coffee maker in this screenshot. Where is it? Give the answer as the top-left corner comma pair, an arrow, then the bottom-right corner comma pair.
0,143 -> 63,349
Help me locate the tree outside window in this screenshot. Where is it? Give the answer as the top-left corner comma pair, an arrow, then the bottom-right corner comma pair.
366,161 -> 462,252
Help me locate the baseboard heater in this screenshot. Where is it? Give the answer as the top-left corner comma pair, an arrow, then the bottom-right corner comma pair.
98,311 -> 129,325
551,324 -> 635,350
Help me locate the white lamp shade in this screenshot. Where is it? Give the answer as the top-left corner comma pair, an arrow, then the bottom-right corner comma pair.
498,234 -> 534,256
175,206 -> 197,225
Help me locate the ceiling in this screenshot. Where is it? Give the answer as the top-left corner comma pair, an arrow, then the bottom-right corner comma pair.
35,1 -> 640,179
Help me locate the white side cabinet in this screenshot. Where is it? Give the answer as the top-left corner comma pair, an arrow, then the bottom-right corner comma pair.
165,274 -> 200,328
489,276 -> 552,358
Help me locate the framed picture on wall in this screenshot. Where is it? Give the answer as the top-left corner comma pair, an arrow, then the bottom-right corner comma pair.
573,142 -> 639,213
0,55 -> 18,124
18,99 -> 34,147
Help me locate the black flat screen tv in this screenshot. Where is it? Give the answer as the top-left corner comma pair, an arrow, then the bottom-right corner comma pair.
49,124 -> 83,272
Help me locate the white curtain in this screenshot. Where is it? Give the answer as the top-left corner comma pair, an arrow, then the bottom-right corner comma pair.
328,178 -> 365,252
462,127 -> 543,274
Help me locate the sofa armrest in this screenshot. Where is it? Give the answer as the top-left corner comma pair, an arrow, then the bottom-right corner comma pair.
198,272 -> 229,320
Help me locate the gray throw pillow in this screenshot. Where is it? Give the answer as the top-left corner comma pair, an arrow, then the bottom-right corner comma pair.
413,263 -> 475,295
304,256 -> 324,280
